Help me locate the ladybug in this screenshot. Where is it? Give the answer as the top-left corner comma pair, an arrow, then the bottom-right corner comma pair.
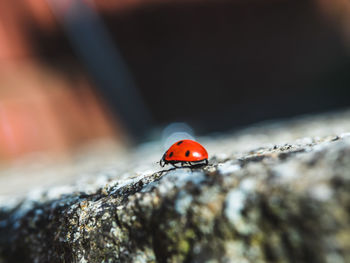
160,139 -> 208,168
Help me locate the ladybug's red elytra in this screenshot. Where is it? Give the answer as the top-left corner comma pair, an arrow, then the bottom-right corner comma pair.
160,139 -> 208,168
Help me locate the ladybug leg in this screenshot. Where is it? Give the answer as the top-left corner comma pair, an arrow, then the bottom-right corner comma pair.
171,163 -> 180,168
158,166 -> 177,176
181,162 -> 188,167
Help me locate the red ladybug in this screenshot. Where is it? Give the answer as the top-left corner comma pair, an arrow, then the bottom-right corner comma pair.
160,139 -> 208,168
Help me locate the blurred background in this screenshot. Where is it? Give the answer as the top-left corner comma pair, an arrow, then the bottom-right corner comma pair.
1,0 -> 350,164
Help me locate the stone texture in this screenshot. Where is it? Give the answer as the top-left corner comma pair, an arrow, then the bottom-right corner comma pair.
1,110 -> 350,262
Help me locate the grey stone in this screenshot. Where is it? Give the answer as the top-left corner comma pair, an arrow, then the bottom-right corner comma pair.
1,110 -> 350,262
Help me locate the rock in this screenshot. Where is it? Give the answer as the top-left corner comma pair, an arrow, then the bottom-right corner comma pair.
1,111 -> 350,262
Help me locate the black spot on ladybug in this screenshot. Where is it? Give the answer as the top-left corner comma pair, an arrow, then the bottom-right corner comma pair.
169,152 -> 174,157
177,141 -> 183,145
185,150 -> 190,157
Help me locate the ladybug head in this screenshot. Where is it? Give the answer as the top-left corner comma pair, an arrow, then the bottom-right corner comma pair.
159,153 -> 167,167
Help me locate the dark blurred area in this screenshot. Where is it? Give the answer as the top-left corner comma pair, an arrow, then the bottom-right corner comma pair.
103,0 -> 350,131
1,0 -> 350,161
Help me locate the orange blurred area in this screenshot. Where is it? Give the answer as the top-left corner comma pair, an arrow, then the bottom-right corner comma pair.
0,61 -> 122,161
0,0 -> 124,162
315,0 -> 350,44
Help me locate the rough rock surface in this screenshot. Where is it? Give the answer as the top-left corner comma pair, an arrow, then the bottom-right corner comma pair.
1,110 -> 350,262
